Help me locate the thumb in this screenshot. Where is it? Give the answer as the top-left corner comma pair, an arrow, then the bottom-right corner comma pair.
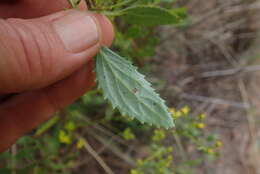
0,10 -> 114,93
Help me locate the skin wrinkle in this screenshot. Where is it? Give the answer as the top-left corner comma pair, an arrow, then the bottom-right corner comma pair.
15,19 -> 54,89
4,18 -> 69,91
33,20 -> 68,90
0,19 -> 28,92
8,19 -> 34,89
26,20 -> 57,88
8,19 -> 51,90
0,20 -> 10,90
39,19 -> 65,84
30,21 -> 45,85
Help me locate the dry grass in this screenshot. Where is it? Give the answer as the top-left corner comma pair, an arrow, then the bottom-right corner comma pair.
73,1 -> 260,173
153,0 -> 260,173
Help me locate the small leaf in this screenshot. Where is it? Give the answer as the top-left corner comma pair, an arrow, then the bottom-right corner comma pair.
121,6 -> 182,26
96,47 -> 174,128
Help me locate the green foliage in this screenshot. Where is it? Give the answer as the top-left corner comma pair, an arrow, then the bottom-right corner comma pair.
0,1 -> 222,174
131,145 -> 174,174
122,128 -> 135,140
121,6 -> 183,26
130,107 -> 223,174
96,47 -> 174,128
0,111 -> 87,174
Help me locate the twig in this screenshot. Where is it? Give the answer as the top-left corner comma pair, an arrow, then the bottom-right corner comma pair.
180,93 -> 250,109
238,79 -> 260,171
202,19 -> 246,40
206,37 -> 238,67
238,79 -> 256,141
90,131 -> 136,166
81,117 -> 127,145
173,133 -> 188,161
160,1 -> 259,43
76,135 -> 115,174
225,1 -> 260,14
109,0 -> 135,9
200,65 -> 260,78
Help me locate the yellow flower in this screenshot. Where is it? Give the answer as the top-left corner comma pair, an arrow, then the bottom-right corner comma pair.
196,123 -> 205,129
181,106 -> 190,115
166,155 -> 173,167
65,121 -> 76,131
131,169 -> 142,174
198,114 -> 206,119
76,139 -> 85,149
130,169 -> 144,174
169,107 -> 186,118
166,147 -> 173,153
173,111 -> 183,118
206,148 -> 214,154
122,128 -> 135,140
215,140 -> 223,148
59,130 -> 72,144
130,170 -> 138,174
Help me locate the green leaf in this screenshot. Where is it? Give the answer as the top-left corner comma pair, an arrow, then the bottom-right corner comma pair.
121,6 -> 182,26
0,169 -> 11,174
34,115 -> 59,136
96,47 -> 174,128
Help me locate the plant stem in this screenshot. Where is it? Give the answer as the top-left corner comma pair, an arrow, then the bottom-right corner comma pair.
67,0 -> 78,8
109,0 -> 136,9
90,10 -> 123,17
173,132 -> 188,161
76,135 -> 115,174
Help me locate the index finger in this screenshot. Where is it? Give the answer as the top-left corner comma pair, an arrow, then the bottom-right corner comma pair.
0,0 -> 87,18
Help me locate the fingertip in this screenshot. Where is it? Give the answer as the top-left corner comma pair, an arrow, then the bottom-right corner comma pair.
92,13 -> 114,47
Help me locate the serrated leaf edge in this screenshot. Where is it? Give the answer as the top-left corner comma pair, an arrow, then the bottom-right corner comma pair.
96,47 -> 174,129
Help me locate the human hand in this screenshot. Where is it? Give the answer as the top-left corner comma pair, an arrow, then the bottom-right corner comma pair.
0,0 -> 114,152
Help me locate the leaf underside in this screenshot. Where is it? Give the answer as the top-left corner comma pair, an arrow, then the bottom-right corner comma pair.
96,47 -> 174,129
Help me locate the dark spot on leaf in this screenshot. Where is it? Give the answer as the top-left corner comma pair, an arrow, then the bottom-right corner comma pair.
132,88 -> 138,94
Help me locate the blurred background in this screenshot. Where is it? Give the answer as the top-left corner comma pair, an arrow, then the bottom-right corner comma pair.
1,0 -> 260,174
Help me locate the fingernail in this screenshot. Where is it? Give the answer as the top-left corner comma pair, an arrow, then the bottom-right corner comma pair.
53,10 -> 99,53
